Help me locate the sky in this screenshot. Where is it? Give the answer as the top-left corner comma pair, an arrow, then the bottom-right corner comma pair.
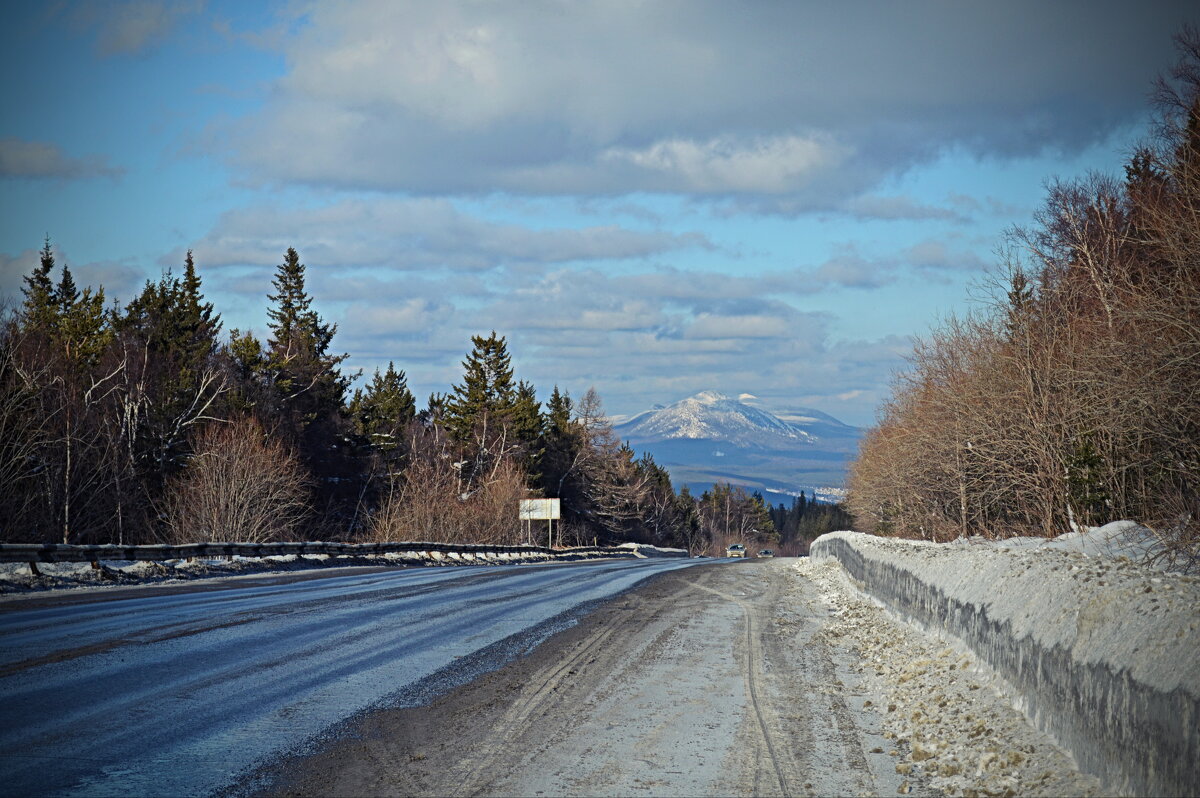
1,1 -> 1196,427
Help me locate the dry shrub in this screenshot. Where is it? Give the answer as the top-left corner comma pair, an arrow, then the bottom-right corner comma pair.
162,417 -> 310,543
368,427 -> 526,544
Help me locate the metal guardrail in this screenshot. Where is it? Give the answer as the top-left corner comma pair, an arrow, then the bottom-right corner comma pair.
0,540 -> 652,565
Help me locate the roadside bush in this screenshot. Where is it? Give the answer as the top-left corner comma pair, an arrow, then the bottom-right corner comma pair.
162,418 -> 310,543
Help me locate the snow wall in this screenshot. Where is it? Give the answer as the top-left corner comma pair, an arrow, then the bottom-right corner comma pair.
811,530 -> 1199,797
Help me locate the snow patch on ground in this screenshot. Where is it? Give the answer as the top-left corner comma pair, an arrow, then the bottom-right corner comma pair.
955,520 -> 1195,574
811,528 -> 1200,795
0,551 -> 450,595
800,556 -> 1100,797
818,529 -> 1200,696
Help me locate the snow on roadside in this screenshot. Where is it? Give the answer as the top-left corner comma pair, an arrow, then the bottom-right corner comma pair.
798,556 -> 1100,797
982,520 -> 1195,574
0,552 -> 421,595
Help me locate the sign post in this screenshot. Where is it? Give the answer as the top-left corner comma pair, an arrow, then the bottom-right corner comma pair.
519,498 -> 562,548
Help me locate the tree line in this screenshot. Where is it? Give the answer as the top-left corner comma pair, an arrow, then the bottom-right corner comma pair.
847,28 -> 1200,563
0,244 -> 796,553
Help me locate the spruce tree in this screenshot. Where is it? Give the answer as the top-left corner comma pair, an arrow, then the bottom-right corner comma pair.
264,247 -> 351,431
511,380 -> 544,481
54,264 -> 109,368
21,237 -> 58,332
116,253 -> 223,487
178,251 -> 221,370
445,331 -> 517,442
546,386 -> 572,436
262,247 -> 356,530
351,361 -> 416,454
541,385 -> 578,499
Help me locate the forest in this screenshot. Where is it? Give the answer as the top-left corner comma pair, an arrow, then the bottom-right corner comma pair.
847,30 -> 1200,562
0,240 -> 844,554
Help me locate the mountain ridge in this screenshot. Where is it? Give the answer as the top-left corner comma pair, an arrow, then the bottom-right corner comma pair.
613,391 -> 861,501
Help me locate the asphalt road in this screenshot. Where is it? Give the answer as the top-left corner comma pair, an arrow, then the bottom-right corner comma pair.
253,558 -> 911,798
0,558 -> 708,797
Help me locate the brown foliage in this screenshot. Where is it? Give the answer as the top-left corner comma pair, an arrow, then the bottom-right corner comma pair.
848,30 -> 1200,559
162,418 -> 310,543
367,424 -> 527,544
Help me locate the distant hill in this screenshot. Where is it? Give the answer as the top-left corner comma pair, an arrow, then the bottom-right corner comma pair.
613,391 -> 861,505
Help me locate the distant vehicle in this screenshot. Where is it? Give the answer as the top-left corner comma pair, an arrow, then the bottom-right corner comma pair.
726,543 -> 747,558
757,549 -> 775,558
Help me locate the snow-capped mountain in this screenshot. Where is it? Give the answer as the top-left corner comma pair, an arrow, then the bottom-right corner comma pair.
614,391 -> 861,503
615,390 -> 852,451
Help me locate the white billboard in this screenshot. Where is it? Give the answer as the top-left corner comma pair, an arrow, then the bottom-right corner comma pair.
519,498 -> 561,520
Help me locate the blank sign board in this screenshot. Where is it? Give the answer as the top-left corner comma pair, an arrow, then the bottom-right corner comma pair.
519,498 -> 561,520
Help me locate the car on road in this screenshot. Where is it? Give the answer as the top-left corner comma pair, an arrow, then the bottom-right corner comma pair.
726,543 -> 747,558
757,549 -> 775,558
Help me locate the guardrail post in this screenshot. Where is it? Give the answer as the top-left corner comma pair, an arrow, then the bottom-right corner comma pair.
29,561 -> 40,577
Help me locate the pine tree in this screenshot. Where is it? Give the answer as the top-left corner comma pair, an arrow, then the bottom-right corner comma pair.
267,247 -> 313,350
264,247 -> 351,431
445,331 -> 517,442
54,264 -> 109,368
541,385 -> 580,500
351,361 -> 416,455
545,386 -> 572,435
115,254 -> 224,490
21,237 -> 58,332
178,251 -> 221,370
261,247 -> 356,531
224,328 -> 267,414
512,380 -> 544,480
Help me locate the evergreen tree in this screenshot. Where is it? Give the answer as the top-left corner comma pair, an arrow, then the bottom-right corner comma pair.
261,247 -> 357,533
512,379 -> 544,480
420,391 -> 448,427
541,386 -> 582,502
351,361 -> 416,455
224,328 -> 268,414
21,237 -> 57,332
54,264 -> 110,368
546,385 -> 572,436
114,254 -> 224,492
264,247 -> 351,432
445,331 -> 517,442
267,247 -> 314,349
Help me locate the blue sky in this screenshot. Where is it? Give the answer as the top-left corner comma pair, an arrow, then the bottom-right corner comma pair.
1,1 -> 1195,426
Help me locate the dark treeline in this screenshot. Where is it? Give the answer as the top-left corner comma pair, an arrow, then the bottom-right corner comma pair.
0,245 -> 784,553
848,29 -> 1200,561
767,492 -> 854,554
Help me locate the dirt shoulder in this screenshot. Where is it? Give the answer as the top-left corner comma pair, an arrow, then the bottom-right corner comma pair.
248,559 -> 912,798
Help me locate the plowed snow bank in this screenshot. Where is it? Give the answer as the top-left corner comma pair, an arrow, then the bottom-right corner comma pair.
811,530 -> 1200,796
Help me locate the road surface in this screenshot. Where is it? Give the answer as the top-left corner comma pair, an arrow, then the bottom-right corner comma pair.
1,556 -> 1096,797
252,557 -> 906,797
252,558 -> 1096,798
0,558 -> 707,797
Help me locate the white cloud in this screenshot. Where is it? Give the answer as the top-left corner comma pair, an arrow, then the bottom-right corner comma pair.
216,1 -> 1189,199
600,134 -> 847,194
177,198 -> 711,273
839,195 -> 966,223
902,240 -> 988,273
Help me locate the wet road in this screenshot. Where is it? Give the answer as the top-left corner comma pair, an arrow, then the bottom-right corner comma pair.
0,558 -> 707,797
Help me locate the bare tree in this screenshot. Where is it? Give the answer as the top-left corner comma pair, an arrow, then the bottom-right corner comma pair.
162,418 -> 310,543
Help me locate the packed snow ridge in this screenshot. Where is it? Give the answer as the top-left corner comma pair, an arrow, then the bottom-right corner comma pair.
812,523 -> 1200,797
619,391 -> 816,446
